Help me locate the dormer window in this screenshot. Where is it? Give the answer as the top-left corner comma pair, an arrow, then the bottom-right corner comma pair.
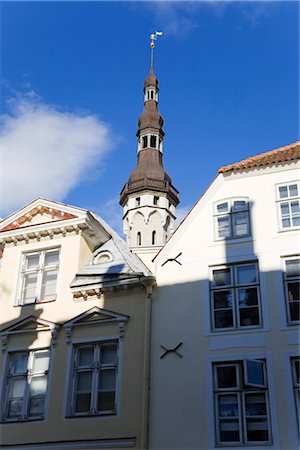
18,248 -> 60,305
215,199 -> 250,240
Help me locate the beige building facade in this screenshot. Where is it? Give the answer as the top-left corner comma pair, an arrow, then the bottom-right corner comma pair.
0,198 -> 155,450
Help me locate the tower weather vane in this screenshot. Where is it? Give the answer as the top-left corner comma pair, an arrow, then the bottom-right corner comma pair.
150,31 -> 163,69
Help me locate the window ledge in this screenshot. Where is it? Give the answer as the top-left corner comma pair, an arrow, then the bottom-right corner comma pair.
206,327 -> 269,337
211,237 -> 254,247
14,298 -> 57,307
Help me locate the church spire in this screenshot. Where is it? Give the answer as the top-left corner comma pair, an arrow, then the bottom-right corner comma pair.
120,33 -> 179,267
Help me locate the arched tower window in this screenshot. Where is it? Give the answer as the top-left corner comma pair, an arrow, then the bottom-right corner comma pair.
152,230 -> 156,245
137,232 -> 142,246
150,135 -> 157,148
142,136 -> 148,148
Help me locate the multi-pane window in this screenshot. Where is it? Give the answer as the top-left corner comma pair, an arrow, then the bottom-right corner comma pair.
19,248 -> 60,305
284,257 -> 300,324
214,360 -> 271,445
210,263 -> 261,331
291,358 -> 300,426
2,350 -> 50,421
68,342 -> 118,416
277,182 -> 300,229
215,199 -> 250,240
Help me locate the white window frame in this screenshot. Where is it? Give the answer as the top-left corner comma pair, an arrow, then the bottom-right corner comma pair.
17,248 -> 60,306
210,262 -> 262,332
276,181 -> 300,231
282,256 -> 300,325
214,360 -> 271,445
67,340 -> 119,417
1,349 -> 50,422
214,198 -> 251,240
291,358 -> 300,429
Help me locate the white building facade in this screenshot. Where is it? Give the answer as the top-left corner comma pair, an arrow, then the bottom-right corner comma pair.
149,142 -> 300,450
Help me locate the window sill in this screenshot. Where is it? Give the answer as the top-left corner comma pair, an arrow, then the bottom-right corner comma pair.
206,327 -> 269,337
277,227 -> 300,233
14,298 -> 57,307
66,411 -> 117,419
1,416 -> 44,423
211,236 -> 254,247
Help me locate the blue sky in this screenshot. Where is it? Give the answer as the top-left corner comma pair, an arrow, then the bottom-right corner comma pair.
1,1 -> 299,233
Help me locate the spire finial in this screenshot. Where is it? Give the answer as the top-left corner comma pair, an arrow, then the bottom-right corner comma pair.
150,31 -> 163,69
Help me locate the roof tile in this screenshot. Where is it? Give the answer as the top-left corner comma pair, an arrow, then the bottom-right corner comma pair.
219,141 -> 300,173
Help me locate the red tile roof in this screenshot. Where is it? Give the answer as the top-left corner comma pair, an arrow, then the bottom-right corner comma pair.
219,141 -> 300,173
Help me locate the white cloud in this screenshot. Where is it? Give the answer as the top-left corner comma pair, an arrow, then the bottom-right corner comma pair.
0,92 -> 115,217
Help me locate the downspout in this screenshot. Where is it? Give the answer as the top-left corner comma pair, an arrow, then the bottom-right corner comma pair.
140,276 -> 156,450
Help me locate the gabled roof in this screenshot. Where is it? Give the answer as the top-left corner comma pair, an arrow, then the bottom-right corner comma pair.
219,141 -> 300,173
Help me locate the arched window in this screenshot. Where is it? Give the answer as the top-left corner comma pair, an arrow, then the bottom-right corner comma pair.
150,90 -> 154,99
142,136 -> 148,148
137,232 -> 142,246
150,135 -> 157,148
152,230 -> 156,245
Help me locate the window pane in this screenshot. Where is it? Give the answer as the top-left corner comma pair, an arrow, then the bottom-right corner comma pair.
238,288 -> 258,307
75,393 -> 91,413
280,202 -> 290,216
8,378 -> 26,398
217,366 -> 237,388
232,212 -> 249,236
289,300 -> 300,322
217,202 -> 228,213
23,273 -> 38,303
232,200 -> 247,211
215,310 -> 234,328
218,395 -> 238,416
286,259 -> 300,277
293,359 -> 300,384
100,344 -> 117,365
28,396 -> 45,417
76,371 -> 92,391
289,184 -> 298,197
40,270 -> 57,300
246,418 -> 269,441
288,282 -> 300,302
213,269 -> 231,286
282,217 -> 291,228
99,369 -> 116,390
97,391 -> 115,411
245,360 -> 265,386
44,250 -> 59,267
7,399 -> 23,419
279,186 -> 288,198
213,291 -> 233,309
245,393 -> 267,416
30,376 -> 48,396
32,351 -> 50,373
291,201 -> 300,214
219,420 -> 240,442
292,216 -> 300,227
78,347 -> 94,367
217,216 -> 230,238
239,307 -> 259,326
25,254 -> 39,270
10,353 -> 27,375
236,265 -> 257,284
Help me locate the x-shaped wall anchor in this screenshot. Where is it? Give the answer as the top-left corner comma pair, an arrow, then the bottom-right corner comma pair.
161,252 -> 182,267
160,342 -> 183,359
